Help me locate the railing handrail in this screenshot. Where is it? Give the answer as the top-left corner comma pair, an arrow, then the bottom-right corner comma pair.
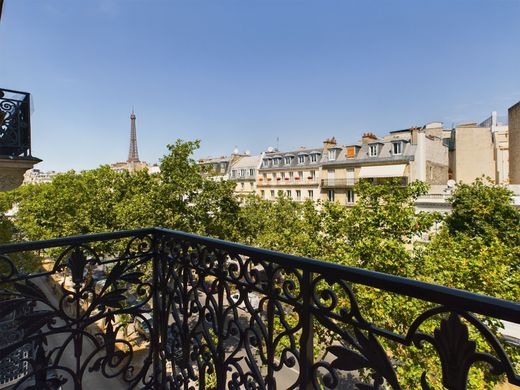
1,227 -> 519,323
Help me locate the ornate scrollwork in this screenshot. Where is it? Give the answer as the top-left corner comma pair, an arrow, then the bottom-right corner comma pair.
1,230 -> 519,389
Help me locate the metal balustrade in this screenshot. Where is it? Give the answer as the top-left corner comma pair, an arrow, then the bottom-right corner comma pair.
0,88 -> 32,158
0,227 -> 519,389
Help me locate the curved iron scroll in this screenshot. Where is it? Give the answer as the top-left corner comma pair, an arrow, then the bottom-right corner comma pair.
0,228 -> 519,389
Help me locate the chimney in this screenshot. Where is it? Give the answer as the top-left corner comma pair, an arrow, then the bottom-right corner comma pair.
323,137 -> 337,150
361,132 -> 378,144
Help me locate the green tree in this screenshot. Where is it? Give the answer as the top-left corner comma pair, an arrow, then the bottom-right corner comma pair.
445,177 -> 520,246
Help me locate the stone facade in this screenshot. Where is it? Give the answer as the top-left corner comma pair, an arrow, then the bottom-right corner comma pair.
509,102 -> 520,184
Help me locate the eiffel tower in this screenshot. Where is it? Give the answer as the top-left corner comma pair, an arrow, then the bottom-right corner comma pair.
127,109 -> 140,163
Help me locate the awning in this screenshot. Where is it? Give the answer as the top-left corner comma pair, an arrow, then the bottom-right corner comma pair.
358,164 -> 406,178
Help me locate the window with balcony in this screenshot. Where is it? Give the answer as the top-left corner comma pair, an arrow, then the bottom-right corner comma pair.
328,190 -> 335,202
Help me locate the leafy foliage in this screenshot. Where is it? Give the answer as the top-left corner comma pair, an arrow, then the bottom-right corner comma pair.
1,141 -> 518,388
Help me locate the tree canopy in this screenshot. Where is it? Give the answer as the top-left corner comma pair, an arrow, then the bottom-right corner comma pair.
1,140 -> 518,388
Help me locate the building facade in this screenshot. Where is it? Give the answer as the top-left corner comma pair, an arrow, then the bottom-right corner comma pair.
229,153 -> 264,196
320,125 -> 449,205
448,112 -> 509,184
256,145 -> 325,202
509,102 -> 520,184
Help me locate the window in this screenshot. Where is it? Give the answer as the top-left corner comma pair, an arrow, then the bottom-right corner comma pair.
240,169 -> 246,177
289,171 -> 294,179
273,158 -> 280,167
392,142 -> 402,155
281,172 -> 286,179
310,153 -> 319,163
328,190 -> 335,202
310,170 -> 316,180
231,170 -> 237,178
261,190 -> 265,198
220,163 -> 226,172
284,156 -> 293,165
298,171 -> 303,179
308,190 -> 314,199
346,147 -> 356,158
286,190 -> 292,198
328,149 -> 337,161
346,189 -> 355,204
270,190 -> 275,198
263,173 -> 267,179
249,168 -> 255,176
368,144 -> 379,157
298,155 -> 306,164
296,190 -> 301,200
240,182 -> 245,190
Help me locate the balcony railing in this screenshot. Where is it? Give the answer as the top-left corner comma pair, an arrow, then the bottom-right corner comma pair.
321,178 -> 357,188
257,178 -> 319,187
0,228 -> 519,389
0,88 -> 32,158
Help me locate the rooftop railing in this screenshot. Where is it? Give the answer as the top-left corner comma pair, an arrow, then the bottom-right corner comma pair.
0,227 -> 519,389
0,88 -> 32,158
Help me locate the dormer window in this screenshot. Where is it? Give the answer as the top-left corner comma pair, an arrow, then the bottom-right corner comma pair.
328,149 -> 337,161
273,158 -> 281,167
346,146 -> 357,159
310,153 -> 320,163
298,155 -> 306,164
284,156 -> 293,165
368,144 -> 379,157
392,141 -> 402,155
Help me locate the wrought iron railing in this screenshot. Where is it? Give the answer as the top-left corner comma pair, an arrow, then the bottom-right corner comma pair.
0,228 -> 519,389
321,178 -> 358,188
0,88 -> 32,158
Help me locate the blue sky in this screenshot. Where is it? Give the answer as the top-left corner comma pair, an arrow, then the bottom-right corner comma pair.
1,0 -> 519,171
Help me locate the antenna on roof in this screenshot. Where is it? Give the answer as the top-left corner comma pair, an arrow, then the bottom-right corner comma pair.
276,137 -> 279,151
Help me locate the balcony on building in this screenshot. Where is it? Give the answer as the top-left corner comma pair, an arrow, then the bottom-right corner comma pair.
0,227 -> 519,389
0,87 -> 41,192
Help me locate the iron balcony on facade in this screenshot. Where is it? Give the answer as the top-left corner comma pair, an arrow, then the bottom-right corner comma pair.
0,228 -> 519,389
320,178 -> 358,189
257,178 -> 319,187
0,87 -> 41,191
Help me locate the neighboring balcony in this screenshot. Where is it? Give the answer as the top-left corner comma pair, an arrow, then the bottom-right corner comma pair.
0,87 -> 41,192
320,178 -> 358,188
0,228 -> 519,389
257,178 -> 319,187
